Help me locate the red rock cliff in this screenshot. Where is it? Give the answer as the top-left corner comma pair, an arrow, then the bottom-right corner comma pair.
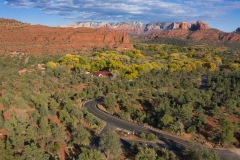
191,20 -> 210,31
179,21 -> 189,30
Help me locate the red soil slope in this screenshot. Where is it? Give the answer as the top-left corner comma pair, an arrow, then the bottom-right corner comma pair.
0,18 -> 133,54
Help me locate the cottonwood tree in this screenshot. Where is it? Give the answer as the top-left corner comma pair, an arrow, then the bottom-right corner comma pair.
99,130 -> 122,159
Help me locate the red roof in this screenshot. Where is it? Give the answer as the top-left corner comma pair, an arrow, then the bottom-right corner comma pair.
92,71 -> 112,77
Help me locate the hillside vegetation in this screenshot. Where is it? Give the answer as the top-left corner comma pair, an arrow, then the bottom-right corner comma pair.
0,42 -> 239,159
46,43 -> 240,146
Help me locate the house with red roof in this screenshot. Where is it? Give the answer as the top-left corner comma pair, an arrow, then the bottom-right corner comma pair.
92,71 -> 112,77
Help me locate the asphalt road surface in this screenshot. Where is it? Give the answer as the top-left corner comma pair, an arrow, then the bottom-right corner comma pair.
84,100 -> 240,160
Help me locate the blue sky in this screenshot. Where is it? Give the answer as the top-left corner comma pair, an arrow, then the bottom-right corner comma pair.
1,0 -> 240,32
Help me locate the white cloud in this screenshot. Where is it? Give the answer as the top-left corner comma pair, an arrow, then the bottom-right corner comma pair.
4,0 -> 240,23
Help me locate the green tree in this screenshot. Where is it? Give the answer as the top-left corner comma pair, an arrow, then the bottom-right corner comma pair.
219,118 -> 235,145
22,143 -> 50,160
78,147 -> 105,160
99,130 -> 122,159
161,148 -> 176,160
183,147 -> 220,160
84,112 -> 96,125
72,125 -> 91,146
159,114 -> 174,128
147,133 -> 157,141
0,139 -> 15,160
129,141 -> 139,155
212,106 -> 223,117
135,147 -> 158,160
59,110 -> 73,127
25,126 -> 35,143
38,117 -> 51,139
139,132 -> 146,139
104,93 -> 117,113
15,96 -> 27,109
51,123 -> 65,142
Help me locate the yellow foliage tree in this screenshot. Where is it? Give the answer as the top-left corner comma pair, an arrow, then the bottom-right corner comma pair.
203,62 -> 217,71
45,61 -> 58,68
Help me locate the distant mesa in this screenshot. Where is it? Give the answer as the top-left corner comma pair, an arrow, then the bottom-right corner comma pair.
64,20 -> 210,34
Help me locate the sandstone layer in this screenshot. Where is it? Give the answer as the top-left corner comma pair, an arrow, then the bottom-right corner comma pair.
0,18 -> 133,54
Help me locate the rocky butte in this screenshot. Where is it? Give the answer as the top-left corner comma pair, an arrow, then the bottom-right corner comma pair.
65,20 -> 240,43
146,21 -> 240,43
0,18 -> 133,55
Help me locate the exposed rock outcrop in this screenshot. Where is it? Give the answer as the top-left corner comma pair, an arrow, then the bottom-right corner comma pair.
179,21 -> 189,30
0,18 -> 133,54
191,20 -> 210,31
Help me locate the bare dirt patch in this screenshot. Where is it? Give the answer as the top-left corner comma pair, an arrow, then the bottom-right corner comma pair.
74,83 -> 86,92
3,105 -> 35,121
48,115 -> 61,125
58,142 -> 70,160
0,103 -> 4,110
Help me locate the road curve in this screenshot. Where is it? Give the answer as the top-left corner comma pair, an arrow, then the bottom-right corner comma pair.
84,100 -> 240,160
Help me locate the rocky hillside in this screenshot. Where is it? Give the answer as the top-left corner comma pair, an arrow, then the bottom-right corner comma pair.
0,18 -> 133,54
65,20 -> 240,43
146,21 -> 240,43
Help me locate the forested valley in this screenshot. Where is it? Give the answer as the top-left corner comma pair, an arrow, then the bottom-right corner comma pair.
0,41 -> 239,160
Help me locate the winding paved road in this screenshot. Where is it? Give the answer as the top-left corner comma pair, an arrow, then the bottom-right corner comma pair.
84,100 -> 240,160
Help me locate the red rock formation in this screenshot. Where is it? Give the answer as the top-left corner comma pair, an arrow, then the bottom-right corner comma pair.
0,18 -> 133,55
146,28 -> 240,43
146,29 -> 189,40
179,21 -> 189,30
191,20 -> 210,31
